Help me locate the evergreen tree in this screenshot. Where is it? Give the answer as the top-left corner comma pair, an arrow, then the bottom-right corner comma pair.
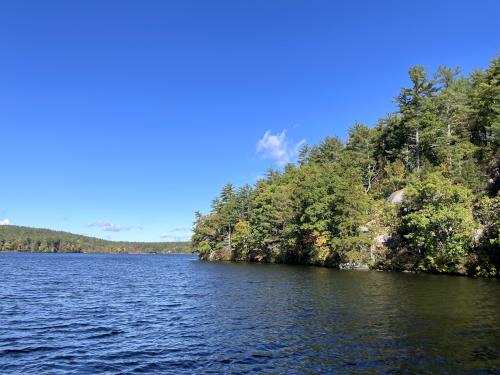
192,55 -> 500,277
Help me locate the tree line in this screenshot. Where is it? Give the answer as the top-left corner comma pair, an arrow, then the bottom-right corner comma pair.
0,225 -> 192,254
192,55 -> 500,277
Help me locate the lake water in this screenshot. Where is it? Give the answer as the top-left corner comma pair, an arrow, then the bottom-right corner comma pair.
0,253 -> 499,374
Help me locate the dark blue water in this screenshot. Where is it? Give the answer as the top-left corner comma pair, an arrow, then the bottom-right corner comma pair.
0,253 -> 499,374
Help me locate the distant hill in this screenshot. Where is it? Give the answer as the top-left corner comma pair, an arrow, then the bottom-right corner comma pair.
0,225 -> 192,254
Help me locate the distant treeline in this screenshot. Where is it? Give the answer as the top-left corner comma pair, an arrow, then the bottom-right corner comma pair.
193,55 -> 500,277
0,225 -> 192,254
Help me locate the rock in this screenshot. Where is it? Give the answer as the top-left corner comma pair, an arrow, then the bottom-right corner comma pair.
372,233 -> 390,249
473,227 -> 484,243
370,233 -> 390,262
387,189 -> 405,204
339,263 -> 369,270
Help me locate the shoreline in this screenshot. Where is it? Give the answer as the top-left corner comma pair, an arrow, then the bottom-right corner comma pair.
198,258 -> 500,279
2,250 -> 497,278
0,250 -> 195,255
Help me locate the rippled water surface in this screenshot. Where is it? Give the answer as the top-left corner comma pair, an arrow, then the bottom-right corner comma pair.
0,253 -> 499,374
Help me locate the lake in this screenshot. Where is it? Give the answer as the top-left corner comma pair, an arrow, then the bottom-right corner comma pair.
0,253 -> 499,374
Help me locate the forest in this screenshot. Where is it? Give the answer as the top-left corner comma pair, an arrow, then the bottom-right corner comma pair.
192,55 -> 500,277
0,225 -> 192,254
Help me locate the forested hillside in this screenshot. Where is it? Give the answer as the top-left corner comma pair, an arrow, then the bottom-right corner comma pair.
192,55 -> 500,277
0,225 -> 191,254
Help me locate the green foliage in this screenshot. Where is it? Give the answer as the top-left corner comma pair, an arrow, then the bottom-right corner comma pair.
306,136 -> 344,165
192,54 -> 500,277
232,220 -> 251,260
0,225 -> 191,254
249,176 -> 298,262
400,173 -> 474,273
473,193 -> 500,276
344,123 -> 380,193
481,194 -> 500,247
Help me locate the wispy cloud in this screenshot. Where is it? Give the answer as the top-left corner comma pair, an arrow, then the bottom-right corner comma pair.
86,221 -> 143,232
160,233 -> 191,242
256,130 -> 305,166
159,225 -> 192,241
0,218 -> 12,226
170,226 -> 192,232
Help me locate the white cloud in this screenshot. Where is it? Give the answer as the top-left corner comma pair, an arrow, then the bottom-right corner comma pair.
0,218 -> 12,226
160,233 -> 191,242
86,221 -> 142,232
160,226 -> 192,241
170,226 -> 192,232
256,130 -> 305,166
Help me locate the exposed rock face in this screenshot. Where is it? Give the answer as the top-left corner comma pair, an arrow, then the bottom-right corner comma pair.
473,227 -> 485,243
371,233 -> 390,262
387,189 -> 405,204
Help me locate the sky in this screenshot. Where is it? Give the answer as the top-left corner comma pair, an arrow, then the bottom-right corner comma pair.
0,0 -> 498,242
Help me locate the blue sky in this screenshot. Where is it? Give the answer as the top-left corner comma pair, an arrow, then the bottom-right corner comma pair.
0,0 -> 498,241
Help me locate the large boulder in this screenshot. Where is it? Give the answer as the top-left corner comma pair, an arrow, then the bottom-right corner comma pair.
387,189 -> 405,204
